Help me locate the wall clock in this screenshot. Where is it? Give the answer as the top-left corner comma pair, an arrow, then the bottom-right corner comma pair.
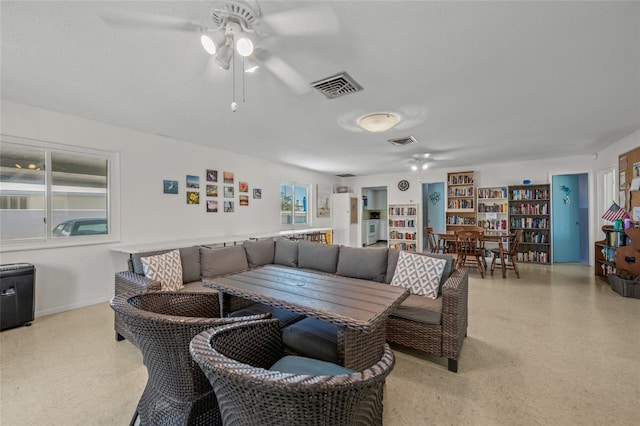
398,179 -> 410,191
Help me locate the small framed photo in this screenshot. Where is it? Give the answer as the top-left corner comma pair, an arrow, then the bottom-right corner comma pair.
163,180 -> 178,194
239,195 -> 249,206
239,181 -> 249,193
206,200 -> 218,212
253,188 -> 262,199
187,191 -> 200,205
224,201 -> 234,212
223,172 -> 234,184
186,175 -> 200,189
206,185 -> 218,197
206,169 -> 218,182
224,186 -> 234,198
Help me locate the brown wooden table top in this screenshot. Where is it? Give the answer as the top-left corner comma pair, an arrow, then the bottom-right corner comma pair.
204,265 -> 409,332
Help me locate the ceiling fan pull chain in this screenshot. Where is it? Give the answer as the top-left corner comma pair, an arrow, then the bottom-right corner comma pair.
231,47 -> 237,112
242,57 -> 246,103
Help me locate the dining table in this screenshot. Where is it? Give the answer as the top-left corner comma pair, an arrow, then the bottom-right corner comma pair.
431,229 -> 514,278
203,264 -> 410,371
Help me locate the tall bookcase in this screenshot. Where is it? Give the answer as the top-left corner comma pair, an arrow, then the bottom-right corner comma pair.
388,204 -> 418,252
508,184 -> 551,264
594,226 -> 628,282
446,171 -> 476,231
477,186 -> 509,259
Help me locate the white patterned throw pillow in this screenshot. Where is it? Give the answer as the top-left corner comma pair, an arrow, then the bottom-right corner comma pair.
141,249 -> 184,291
390,251 -> 446,299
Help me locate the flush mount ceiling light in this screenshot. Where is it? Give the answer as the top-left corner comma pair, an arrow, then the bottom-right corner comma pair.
410,153 -> 430,171
357,112 -> 400,133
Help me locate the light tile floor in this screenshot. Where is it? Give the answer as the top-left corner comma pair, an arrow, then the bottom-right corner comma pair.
1,263 -> 639,425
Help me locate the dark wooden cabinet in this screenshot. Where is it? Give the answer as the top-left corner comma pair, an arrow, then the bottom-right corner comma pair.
594,226 -> 628,282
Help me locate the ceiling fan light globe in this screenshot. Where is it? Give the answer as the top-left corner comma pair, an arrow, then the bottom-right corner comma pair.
200,34 -> 217,55
236,37 -> 254,57
410,164 -> 418,171
422,163 -> 428,170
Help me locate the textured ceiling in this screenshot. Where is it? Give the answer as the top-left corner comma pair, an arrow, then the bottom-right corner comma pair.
1,1 -> 639,176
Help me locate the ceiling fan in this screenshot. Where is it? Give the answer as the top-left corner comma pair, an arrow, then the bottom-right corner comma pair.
100,1 -> 339,95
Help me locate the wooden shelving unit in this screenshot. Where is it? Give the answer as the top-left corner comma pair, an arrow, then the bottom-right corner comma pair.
477,186 -> 509,259
595,226 -> 628,282
388,204 -> 418,252
508,183 -> 551,264
446,171 -> 476,231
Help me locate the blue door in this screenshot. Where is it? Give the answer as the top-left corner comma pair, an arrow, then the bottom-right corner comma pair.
423,182 -> 445,251
552,174 -> 588,263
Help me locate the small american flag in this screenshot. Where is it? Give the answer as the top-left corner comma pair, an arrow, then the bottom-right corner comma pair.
601,202 -> 627,222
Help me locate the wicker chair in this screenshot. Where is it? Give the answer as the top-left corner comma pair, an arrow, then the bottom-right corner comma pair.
110,291 -> 269,426
190,319 -> 395,426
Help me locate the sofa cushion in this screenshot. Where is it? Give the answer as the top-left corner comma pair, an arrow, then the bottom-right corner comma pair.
132,246 -> 201,283
270,356 -> 354,375
200,245 -> 249,278
274,237 -> 298,267
297,241 -> 339,274
392,294 -> 443,325
228,304 -> 305,328
243,239 -> 276,268
390,251 -> 446,298
336,246 -> 388,283
386,249 -> 455,294
141,249 -> 184,291
282,317 -> 338,363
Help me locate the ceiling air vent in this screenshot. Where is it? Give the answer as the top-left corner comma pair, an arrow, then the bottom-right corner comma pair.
388,136 -> 417,146
311,72 -> 363,99
336,173 -> 355,178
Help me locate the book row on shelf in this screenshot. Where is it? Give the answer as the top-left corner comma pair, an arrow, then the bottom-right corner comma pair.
478,219 -> 508,230
447,199 -> 474,209
510,217 -> 550,229
447,215 -> 477,225
509,203 -> 549,215
600,263 -> 616,277
389,231 -> 417,241
478,188 -> 507,199
521,231 -> 549,244
390,242 -> 417,252
606,232 -> 628,248
516,251 -> 549,263
448,174 -> 474,185
389,207 -> 417,216
510,188 -> 549,201
600,247 -> 616,263
477,202 -> 507,213
389,219 -> 416,228
448,187 -> 474,197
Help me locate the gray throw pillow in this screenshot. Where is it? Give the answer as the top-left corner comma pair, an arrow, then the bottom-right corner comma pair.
386,248 -> 454,294
274,238 -> 298,267
297,241 -> 339,273
243,239 -> 275,268
132,246 -> 201,283
200,245 -> 249,278
336,246 -> 388,282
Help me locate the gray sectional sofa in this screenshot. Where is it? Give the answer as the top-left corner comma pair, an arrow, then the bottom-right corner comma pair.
114,238 -> 469,372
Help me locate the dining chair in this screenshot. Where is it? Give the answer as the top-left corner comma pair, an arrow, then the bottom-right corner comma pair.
190,318 -> 395,426
425,227 -> 442,253
491,230 -> 523,278
455,229 -> 486,277
110,291 -> 269,426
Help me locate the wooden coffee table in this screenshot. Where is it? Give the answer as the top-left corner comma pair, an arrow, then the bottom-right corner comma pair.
204,264 -> 409,371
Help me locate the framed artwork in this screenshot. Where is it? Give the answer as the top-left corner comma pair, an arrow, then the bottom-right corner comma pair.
187,192 -> 200,205
223,171 -> 234,184
350,197 -> 357,224
163,180 -> 178,194
253,188 -> 262,199
239,195 -> 249,206
239,181 -> 249,193
224,186 -> 234,198
206,184 -> 218,197
206,200 -> 218,212
224,201 -> 234,212
317,184 -> 331,217
186,175 -> 199,189
206,169 -> 218,182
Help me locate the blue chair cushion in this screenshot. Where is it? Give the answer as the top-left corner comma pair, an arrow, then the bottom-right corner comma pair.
270,356 -> 354,375
281,317 -> 338,363
228,304 -> 305,328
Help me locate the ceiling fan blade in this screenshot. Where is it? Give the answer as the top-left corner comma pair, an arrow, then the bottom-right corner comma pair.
261,4 -> 339,37
100,10 -> 202,33
254,49 -> 310,95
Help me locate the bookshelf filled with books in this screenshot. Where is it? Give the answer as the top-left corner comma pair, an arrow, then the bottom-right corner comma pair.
594,226 -> 628,282
446,171 -> 476,231
508,183 -> 551,264
388,204 -> 419,252
477,186 -> 509,260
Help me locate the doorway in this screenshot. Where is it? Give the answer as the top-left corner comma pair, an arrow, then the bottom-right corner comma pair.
422,182 -> 445,251
552,173 -> 589,264
361,186 -> 388,246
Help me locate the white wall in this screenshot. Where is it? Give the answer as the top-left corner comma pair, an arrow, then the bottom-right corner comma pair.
1,100 -> 338,317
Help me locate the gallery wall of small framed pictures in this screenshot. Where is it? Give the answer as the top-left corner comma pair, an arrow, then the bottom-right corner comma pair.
163,169 -> 262,213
